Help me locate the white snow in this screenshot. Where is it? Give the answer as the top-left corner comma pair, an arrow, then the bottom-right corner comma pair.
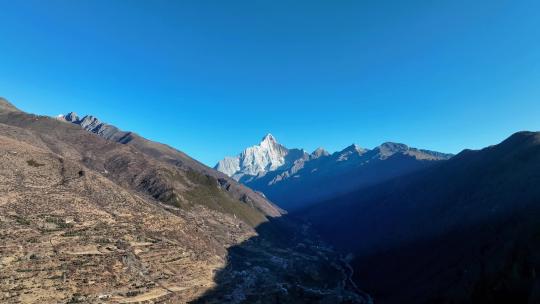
215,134 -> 291,181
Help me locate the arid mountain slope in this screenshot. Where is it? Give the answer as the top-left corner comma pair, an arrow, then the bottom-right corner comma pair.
0,104 -> 281,226
0,99 -> 365,303
57,112 -> 281,218
0,127 -> 253,303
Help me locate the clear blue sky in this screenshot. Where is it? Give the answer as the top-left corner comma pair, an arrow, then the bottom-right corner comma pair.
1,0 -> 539,166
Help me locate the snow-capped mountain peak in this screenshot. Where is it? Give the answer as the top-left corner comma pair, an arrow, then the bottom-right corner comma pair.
216,134 -> 454,211
261,133 -> 276,143
215,134 -> 307,182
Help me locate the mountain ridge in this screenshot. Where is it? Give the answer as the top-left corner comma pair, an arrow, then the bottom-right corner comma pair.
303,130 -> 540,303
216,134 -> 453,210
57,112 -> 284,218
0,97 -> 20,112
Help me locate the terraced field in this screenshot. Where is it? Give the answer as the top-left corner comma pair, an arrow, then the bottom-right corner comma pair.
0,134 -> 254,303
0,100 -> 367,303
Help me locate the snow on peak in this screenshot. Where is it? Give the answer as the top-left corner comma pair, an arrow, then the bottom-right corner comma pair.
259,133 -> 279,149
215,134 -> 453,187
216,134 -> 303,181
261,133 -> 276,143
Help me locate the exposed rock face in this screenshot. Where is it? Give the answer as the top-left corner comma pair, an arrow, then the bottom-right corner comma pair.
216,134 -> 452,210
57,112 -> 126,141
336,144 -> 367,162
311,147 -> 330,159
58,111 -> 79,122
215,134 -> 308,182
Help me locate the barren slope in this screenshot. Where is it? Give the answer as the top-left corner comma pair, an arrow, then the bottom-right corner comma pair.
0,131 -> 255,303
0,99 -> 365,303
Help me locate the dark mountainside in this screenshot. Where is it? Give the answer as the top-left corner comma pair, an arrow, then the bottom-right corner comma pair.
247,143 -> 451,211
215,134 -> 451,211
302,131 -> 540,303
0,98 -> 366,303
193,216 -> 371,304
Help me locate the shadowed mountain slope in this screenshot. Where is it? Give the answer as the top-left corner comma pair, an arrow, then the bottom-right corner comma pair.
303,131 -> 540,303
192,215 -> 372,304
216,134 -> 451,211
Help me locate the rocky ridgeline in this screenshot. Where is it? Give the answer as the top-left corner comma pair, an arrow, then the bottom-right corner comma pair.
215,134 -> 452,210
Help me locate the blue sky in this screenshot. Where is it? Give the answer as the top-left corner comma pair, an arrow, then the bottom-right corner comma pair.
1,0 -> 539,166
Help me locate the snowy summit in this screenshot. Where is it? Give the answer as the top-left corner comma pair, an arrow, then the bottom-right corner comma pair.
215,134 -> 306,182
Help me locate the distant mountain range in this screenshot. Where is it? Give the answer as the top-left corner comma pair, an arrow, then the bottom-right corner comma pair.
303,130 -> 540,303
215,134 -> 453,210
